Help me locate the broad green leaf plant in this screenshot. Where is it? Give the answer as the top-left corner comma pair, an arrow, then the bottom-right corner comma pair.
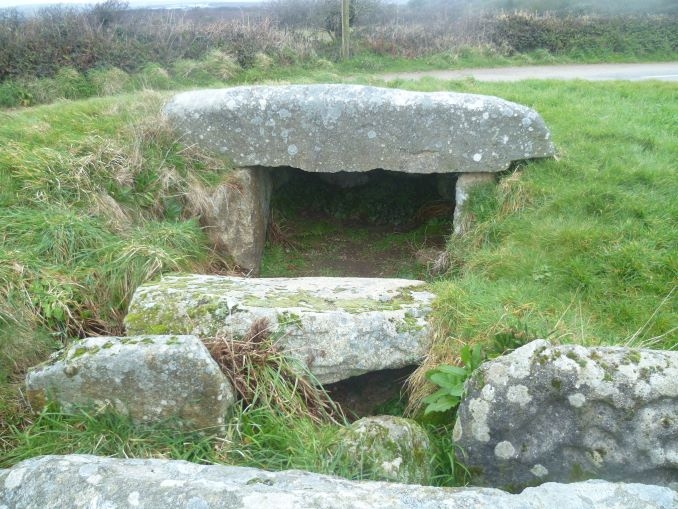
423,344 -> 484,415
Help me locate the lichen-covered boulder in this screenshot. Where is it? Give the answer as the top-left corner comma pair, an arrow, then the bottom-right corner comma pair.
26,335 -> 235,431
2,455 -> 677,509
453,339 -> 678,490
336,415 -> 433,484
124,275 -> 434,384
163,84 -> 555,175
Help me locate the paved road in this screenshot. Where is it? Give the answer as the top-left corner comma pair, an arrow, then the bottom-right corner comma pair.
379,62 -> 678,82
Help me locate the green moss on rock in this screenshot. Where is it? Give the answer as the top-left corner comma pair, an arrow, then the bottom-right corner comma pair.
395,313 -> 424,333
335,415 -> 433,485
622,349 -> 642,365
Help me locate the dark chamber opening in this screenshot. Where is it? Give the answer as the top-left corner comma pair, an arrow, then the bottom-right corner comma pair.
324,365 -> 417,421
272,168 -> 454,228
262,168 -> 455,278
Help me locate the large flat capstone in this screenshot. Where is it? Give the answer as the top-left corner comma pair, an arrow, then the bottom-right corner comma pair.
26,335 -> 235,431
2,455 -> 676,509
124,275 -> 434,384
163,84 -> 555,174
454,339 -> 678,490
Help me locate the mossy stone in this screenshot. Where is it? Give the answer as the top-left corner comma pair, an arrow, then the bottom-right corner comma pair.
336,415 -> 433,485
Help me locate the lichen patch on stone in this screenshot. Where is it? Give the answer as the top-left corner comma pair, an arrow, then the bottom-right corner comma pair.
494,441 -> 516,460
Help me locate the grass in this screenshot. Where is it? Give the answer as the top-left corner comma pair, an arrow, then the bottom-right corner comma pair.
1,68 -> 677,485
336,47 -> 678,75
261,221 -> 443,279
397,78 -> 678,404
0,90 -> 233,382
2,318 -> 359,477
2,403 -> 342,471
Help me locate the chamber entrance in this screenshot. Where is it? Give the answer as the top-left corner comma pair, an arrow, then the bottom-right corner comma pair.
262,167 -> 455,278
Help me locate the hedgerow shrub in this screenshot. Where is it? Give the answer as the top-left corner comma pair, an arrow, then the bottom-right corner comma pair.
4,1 -> 677,89
55,67 -> 96,100
0,4 -> 331,86
171,50 -> 240,84
0,80 -> 30,107
136,64 -> 172,90
491,12 -> 678,56
1,2 -> 677,108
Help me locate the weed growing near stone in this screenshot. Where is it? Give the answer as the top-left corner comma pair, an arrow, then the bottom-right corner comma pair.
422,344 -> 484,415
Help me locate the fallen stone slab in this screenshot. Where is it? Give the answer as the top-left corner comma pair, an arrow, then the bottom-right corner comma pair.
163,84 -> 555,175
26,335 -> 235,431
454,339 -> 678,490
124,275 -> 434,384
1,455 -> 676,509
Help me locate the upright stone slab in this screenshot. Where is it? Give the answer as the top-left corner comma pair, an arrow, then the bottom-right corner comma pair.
2,455 -> 677,509
453,339 -> 678,490
124,275 -> 435,384
453,173 -> 495,235
163,85 -> 555,174
26,335 -> 235,431
196,168 -> 272,273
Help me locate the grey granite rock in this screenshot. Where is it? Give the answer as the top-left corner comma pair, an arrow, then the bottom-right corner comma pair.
454,339 -> 678,490
336,415 -> 433,484
1,455 -> 676,509
26,335 -> 234,431
163,84 -> 555,174
124,274 -> 434,384
194,167 -> 272,273
164,85 -> 556,271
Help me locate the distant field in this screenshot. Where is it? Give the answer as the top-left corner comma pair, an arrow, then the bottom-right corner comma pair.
1,76 -> 676,483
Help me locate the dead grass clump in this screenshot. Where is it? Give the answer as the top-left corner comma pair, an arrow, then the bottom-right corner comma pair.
206,318 -> 344,425
497,169 -> 533,216
266,216 -> 299,251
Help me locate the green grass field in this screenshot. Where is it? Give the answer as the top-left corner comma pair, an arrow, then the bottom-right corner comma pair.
1,74 -> 676,484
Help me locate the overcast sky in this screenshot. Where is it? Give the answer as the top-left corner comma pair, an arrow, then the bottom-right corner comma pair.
0,0 -> 263,8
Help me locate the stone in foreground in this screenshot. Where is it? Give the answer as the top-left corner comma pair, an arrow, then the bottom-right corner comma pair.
454,339 -> 678,490
26,335 -> 234,431
163,84 -> 555,174
2,455 -> 676,509
336,415 -> 433,484
125,274 -> 434,384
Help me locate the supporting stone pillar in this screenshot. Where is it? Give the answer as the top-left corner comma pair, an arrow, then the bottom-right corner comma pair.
453,173 -> 495,235
200,167 -> 272,274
